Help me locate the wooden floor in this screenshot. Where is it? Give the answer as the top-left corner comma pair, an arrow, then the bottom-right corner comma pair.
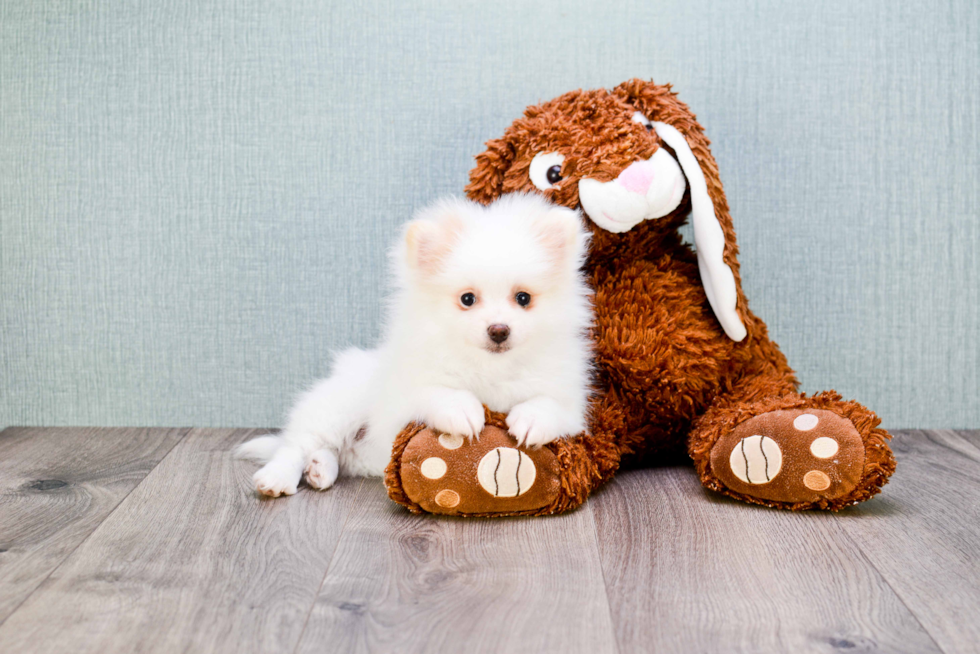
0,428 -> 978,654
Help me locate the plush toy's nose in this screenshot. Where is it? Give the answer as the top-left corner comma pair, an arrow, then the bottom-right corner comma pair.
617,159 -> 656,195
487,324 -> 510,344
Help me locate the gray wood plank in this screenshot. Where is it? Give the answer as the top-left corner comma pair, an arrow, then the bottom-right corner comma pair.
0,428 -> 362,654
295,482 -> 617,654
834,430 -> 980,654
0,426 -> 187,625
591,464 -> 942,654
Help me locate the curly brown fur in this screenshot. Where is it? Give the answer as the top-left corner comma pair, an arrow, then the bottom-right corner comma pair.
384,421 -> 428,514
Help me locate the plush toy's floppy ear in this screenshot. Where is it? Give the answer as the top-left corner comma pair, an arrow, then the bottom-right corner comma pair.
465,137 -> 515,205
613,79 -> 748,341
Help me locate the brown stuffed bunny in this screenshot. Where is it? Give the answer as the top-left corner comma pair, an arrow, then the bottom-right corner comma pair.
385,79 -> 896,516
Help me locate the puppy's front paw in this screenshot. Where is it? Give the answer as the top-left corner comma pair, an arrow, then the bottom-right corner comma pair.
253,463 -> 299,498
507,398 -> 579,447
427,390 -> 485,438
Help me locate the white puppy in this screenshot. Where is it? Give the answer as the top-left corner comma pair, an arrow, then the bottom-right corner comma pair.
236,193 -> 593,497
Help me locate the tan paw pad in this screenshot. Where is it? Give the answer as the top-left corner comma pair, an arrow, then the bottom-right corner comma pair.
420,457 -> 447,479
438,433 -> 464,450
434,489 -> 460,508
809,437 -> 839,459
476,448 -> 536,497
793,413 -> 820,431
728,435 -> 782,484
803,470 -> 831,491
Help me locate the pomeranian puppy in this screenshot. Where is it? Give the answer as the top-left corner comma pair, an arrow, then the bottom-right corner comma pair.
236,193 -> 593,497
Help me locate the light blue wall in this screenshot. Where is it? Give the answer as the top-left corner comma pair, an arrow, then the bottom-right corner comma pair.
1,0 -> 977,428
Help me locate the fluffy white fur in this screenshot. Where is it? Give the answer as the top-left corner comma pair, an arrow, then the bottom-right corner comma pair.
236,193 -> 593,497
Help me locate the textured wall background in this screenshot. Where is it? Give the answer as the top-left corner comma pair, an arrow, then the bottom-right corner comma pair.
1,0 -> 977,428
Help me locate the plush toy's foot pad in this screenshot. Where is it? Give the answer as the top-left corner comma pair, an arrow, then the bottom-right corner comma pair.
709,409 -> 865,504
398,424 -> 561,516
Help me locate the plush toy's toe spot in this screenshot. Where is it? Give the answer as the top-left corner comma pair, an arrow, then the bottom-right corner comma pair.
709,408 -> 866,505
728,435 -> 782,484
804,470 -> 831,491
476,447 -> 536,497
793,413 -> 819,431
396,425 -> 562,515
435,489 -> 460,508
438,433 -> 464,450
809,437 -> 839,459
420,457 -> 447,479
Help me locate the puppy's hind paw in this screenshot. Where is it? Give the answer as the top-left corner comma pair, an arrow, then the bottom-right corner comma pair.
305,449 -> 340,490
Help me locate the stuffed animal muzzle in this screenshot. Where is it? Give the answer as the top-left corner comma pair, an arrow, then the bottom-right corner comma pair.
575,114 -> 686,234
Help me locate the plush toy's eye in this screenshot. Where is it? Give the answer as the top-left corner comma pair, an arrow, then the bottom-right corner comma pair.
631,111 -> 654,130
460,292 -> 476,307
529,152 -> 566,190
515,291 -> 531,307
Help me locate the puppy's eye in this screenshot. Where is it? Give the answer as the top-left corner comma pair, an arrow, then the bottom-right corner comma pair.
529,152 -> 566,191
631,111 -> 654,131
515,292 -> 531,307
460,292 -> 476,307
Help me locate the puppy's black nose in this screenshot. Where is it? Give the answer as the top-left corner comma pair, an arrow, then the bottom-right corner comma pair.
487,324 -> 510,344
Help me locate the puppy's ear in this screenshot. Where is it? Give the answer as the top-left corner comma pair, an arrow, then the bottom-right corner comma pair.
613,79 -> 748,341
532,206 -> 589,272
465,137 -> 515,206
404,204 -> 464,276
